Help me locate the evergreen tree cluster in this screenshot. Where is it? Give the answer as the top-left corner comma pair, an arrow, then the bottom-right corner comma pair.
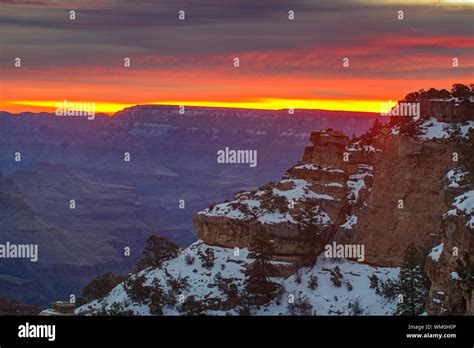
402,83 -> 474,102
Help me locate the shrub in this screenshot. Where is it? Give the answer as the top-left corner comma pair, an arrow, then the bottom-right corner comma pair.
179,295 -> 204,316
295,271 -> 302,284
288,295 -> 314,316
307,275 -> 318,290
123,275 -> 151,304
330,266 -> 343,287
184,253 -> 195,266
198,247 -> 216,269
166,273 -> 190,295
369,274 -> 379,290
78,272 -> 124,306
148,279 -> 166,315
98,302 -> 135,316
135,235 -> 179,271
379,278 -> 397,299
350,299 -> 364,315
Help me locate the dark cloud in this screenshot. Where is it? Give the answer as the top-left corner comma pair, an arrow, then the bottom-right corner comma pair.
0,0 -> 472,81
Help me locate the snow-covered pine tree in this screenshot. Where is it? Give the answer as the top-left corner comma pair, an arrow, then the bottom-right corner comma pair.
396,243 -> 431,316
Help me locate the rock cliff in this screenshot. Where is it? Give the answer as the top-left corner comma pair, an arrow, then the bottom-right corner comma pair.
194,118 -> 470,266
192,99 -> 473,314
193,129 -> 354,270
425,168 -> 473,315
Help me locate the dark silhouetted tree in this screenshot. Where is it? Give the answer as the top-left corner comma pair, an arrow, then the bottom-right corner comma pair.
135,235 -> 179,271
396,243 -> 431,316
451,83 -> 470,100
402,89 -> 427,102
244,232 -> 279,301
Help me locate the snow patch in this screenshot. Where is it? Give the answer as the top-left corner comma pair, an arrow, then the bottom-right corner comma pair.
428,243 -> 443,262
452,190 -> 474,228
341,215 -> 358,229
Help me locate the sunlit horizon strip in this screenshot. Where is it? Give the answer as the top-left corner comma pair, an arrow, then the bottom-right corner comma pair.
3,99 -> 388,115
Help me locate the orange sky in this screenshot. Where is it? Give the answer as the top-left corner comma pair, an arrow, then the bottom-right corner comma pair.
1,0 -> 473,114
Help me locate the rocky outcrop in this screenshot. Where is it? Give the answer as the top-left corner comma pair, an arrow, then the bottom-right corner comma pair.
350,136 -> 453,265
194,129 -> 372,267
193,101 -> 473,270
39,301 -> 76,316
194,126 -> 454,267
0,297 -> 42,315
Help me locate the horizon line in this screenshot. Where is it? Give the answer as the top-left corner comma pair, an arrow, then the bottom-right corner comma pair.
0,104 -> 380,117
1,99 -> 388,116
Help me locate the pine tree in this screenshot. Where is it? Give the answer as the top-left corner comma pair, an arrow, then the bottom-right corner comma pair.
367,118 -> 382,137
244,232 -> 279,301
396,243 -> 431,316
135,235 -> 179,271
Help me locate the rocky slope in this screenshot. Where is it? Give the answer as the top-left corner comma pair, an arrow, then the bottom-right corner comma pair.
76,240 -> 399,316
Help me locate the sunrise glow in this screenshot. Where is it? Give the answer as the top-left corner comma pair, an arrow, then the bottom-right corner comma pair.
1,0 -> 472,115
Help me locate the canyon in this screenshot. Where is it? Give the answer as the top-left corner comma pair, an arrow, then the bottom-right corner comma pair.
1,100 -> 472,315
0,106 -> 378,305
74,98 -> 473,316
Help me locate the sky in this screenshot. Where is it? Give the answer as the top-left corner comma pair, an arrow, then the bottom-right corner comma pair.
0,0 -> 473,114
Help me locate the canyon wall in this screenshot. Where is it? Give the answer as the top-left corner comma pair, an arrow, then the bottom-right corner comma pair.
193,100 -> 473,314
194,127 -> 456,267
